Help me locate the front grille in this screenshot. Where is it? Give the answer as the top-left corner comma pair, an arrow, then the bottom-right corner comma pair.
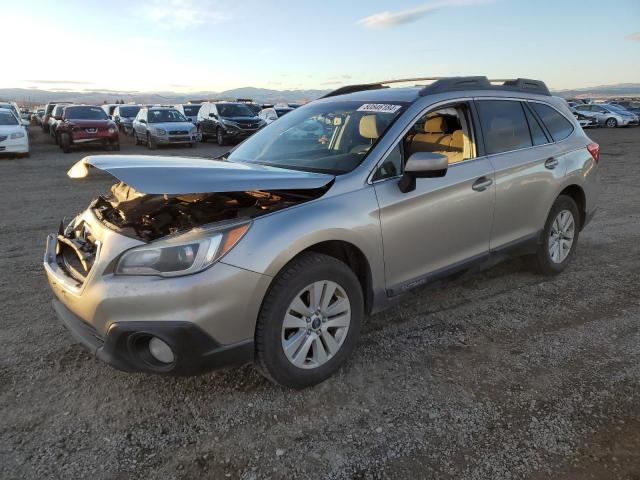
238,122 -> 258,129
56,221 -> 98,283
0,135 -> 7,142
169,130 -> 189,135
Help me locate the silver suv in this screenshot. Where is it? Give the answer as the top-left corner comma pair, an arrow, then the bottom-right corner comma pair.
45,77 -> 600,388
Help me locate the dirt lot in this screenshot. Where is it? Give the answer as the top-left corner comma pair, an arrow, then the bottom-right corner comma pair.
1,126 -> 639,479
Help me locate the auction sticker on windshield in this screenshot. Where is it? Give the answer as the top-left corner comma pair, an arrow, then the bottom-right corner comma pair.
357,104 -> 402,113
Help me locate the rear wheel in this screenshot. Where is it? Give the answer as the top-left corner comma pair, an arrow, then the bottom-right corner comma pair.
531,195 -> 580,275
254,252 -> 363,388
605,117 -> 617,128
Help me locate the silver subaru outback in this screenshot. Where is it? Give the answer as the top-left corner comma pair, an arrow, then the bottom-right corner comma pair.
44,77 -> 600,388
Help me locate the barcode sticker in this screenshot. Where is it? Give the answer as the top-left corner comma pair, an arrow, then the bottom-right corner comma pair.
357,104 -> 402,114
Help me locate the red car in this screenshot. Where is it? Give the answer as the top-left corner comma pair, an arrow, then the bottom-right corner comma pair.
55,105 -> 120,153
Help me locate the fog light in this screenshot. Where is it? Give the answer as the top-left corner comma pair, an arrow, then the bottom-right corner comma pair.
148,337 -> 175,364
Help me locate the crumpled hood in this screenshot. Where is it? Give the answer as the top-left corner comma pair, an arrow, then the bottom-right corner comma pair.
67,155 -> 334,194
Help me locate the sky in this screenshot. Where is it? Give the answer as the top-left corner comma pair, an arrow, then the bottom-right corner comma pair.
2,0 -> 639,93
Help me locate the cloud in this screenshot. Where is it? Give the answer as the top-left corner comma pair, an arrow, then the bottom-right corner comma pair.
625,32 -> 640,42
357,0 -> 492,28
140,0 -> 229,30
26,80 -> 91,85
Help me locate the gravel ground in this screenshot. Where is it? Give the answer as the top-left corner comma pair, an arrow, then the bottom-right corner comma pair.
1,126 -> 639,479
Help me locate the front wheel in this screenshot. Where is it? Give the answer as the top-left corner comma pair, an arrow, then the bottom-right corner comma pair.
605,117 -> 618,128
217,128 -> 226,146
60,133 -> 71,153
198,125 -> 207,142
147,133 -> 157,150
531,195 -> 580,276
254,252 -> 363,388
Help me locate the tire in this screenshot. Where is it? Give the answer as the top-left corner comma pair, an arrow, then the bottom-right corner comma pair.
199,125 -> 207,142
134,131 -> 141,145
60,133 -> 71,153
530,195 -> 580,276
605,117 -> 617,128
111,141 -> 120,151
254,252 -> 363,389
147,133 -> 157,150
217,128 -> 226,146
188,142 -> 195,148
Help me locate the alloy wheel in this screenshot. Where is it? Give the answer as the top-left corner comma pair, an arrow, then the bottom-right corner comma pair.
548,209 -> 575,263
281,280 -> 351,369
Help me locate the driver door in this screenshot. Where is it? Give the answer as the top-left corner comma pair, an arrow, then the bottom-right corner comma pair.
373,103 -> 495,295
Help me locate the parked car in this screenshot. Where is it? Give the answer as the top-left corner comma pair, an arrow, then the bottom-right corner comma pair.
100,104 -> 120,120
45,76 -> 599,388
196,101 -> 265,145
0,107 -> 29,156
574,103 -> 638,128
42,102 -> 72,133
611,100 -> 640,115
174,104 -> 202,124
112,105 -> 142,135
55,105 -> 119,153
49,104 -> 69,143
132,107 -> 199,149
258,106 -> 294,124
573,111 -> 597,128
32,109 -> 45,125
0,102 -> 28,126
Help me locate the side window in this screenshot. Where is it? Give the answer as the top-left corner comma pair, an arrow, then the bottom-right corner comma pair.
476,100 -> 532,154
372,143 -> 402,181
529,103 -> 573,142
523,103 -> 549,146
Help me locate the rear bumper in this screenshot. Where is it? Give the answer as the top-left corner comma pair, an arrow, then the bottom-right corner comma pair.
52,299 -> 254,375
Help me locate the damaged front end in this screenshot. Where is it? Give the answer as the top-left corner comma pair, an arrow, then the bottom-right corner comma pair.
92,182 -> 324,242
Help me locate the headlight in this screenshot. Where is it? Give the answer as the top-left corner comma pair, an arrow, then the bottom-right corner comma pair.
115,223 -> 250,277
221,119 -> 239,128
108,127 -> 117,134
9,132 -> 25,139
190,127 -> 197,134
154,128 -> 167,135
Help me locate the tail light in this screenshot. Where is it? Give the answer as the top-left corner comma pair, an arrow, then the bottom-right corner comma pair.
587,142 -> 600,163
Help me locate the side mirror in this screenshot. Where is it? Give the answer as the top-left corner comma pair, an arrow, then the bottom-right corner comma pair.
209,113 -> 217,118
139,119 -> 146,124
398,152 -> 448,193
54,115 -> 62,120
21,119 -> 30,127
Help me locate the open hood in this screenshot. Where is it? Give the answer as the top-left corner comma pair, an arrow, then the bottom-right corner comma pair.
68,155 -> 334,194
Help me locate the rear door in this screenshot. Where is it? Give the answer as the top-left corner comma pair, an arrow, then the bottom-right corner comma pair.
373,101 -> 496,294
475,98 -> 565,250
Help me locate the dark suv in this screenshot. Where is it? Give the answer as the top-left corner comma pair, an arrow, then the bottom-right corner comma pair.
196,102 -> 265,145
55,105 -> 119,153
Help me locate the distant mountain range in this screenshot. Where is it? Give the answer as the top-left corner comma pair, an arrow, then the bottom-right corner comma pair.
2,83 -> 639,106
0,86 -> 331,106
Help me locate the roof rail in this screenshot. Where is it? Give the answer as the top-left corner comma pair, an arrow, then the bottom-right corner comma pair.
321,76 -> 550,99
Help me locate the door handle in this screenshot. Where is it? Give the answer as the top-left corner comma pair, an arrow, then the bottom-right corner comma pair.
544,157 -> 559,169
472,177 -> 493,192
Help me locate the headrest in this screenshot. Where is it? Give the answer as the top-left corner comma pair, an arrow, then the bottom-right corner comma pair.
359,115 -> 380,139
424,116 -> 445,133
451,129 -> 464,148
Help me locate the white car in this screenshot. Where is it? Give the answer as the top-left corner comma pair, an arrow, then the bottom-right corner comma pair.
0,108 -> 29,156
174,104 -> 202,124
258,106 -> 294,124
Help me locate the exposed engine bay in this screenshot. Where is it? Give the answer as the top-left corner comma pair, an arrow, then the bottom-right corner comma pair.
92,181 -> 326,241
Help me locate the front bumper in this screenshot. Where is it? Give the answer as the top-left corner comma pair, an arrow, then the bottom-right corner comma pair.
153,133 -> 200,144
44,210 -> 271,375
0,136 -> 29,153
52,299 -> 253,375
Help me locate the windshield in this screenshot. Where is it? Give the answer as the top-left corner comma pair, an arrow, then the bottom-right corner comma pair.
183,105 -> 201,116
66,106 -> 108,120
0,110 -> 18,125
148,109 -> 188,123
228,100 -> 406,174
120,106 -> 141,117
217,104 -> 254,118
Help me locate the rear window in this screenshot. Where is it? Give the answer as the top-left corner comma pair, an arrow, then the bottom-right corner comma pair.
523,104 -> 549,146
530,103 -> 573,142
183,105 -> 201,116
476,100 -> 532,154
